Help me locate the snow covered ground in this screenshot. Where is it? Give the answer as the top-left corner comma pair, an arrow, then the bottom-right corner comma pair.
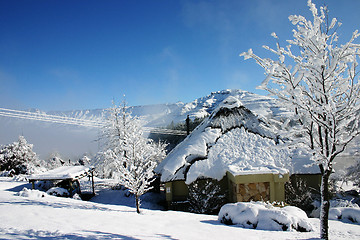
0,177 -> 359,240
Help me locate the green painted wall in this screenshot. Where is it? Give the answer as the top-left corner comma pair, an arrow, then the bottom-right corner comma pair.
165,181 -> 189,202
165,171 -> 290,207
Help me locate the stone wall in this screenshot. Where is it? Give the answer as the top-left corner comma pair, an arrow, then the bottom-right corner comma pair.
236,182 -> 270,202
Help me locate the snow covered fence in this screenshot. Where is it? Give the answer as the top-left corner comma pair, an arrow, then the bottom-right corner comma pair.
218,202 -> 313,232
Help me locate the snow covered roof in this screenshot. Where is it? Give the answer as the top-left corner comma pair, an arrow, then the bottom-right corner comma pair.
28,166 -> 94,181
155,96 -> 295,184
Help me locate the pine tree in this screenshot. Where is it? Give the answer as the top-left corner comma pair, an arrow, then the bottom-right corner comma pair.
241,1 -> 360,238
0,136 -> 40,174
46,152 -> 66,170
99,100 -> 166,213
78,155 -> 91,166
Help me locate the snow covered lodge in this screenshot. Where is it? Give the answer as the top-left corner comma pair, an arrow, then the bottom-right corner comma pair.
155,96 -> 303,209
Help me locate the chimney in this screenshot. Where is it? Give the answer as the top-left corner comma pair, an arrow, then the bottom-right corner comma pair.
186,115 -> 190,135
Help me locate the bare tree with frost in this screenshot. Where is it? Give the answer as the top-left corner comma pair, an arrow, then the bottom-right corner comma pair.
240,1 -> 360,239
100,100 -> 166,213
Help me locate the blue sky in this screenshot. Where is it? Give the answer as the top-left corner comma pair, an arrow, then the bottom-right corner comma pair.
0,0 -> 359,111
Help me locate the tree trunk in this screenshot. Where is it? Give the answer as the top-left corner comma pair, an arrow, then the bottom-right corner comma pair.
320,170 -> 331,240
135,194 -> 140,214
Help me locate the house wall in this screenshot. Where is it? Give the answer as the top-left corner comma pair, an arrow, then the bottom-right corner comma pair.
165,181 -> 188,203
165,172 -> 289,209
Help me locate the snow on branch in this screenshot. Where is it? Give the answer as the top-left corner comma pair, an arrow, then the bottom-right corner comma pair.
240,0 -> 360,169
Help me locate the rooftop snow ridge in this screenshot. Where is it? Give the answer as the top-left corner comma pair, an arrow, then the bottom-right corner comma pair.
209,96 -> 277,140
217,95 -> 243,109
209,89 -> 250,96
180,89 -> 251,117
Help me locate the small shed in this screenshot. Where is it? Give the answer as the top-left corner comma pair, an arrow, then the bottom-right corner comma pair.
28,166 -> 95,198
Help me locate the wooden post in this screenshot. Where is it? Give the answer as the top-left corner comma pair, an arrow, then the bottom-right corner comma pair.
91,170 -> 95,195
31,181 -> 35,190
186,115 -> 190,135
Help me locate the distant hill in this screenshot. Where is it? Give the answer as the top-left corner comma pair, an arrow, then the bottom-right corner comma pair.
45,89 -> 292,128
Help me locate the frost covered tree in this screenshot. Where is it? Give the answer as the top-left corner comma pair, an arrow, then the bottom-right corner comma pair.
285,178 -> 316,213
346,159 -> 360,187
46,152 -> 66,170
78,155 -> 91,166
0,136 -> 40,174
99,101 -> 167,213
240,1 -> 360,239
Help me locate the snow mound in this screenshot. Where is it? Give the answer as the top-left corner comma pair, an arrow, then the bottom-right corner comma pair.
329,207 -> 360,224
310,199 -> 359,218
0,170 -> 16,177
17,187 -> 47,198
12,175 -> 28,182
0,171 -> 30,181
218,202 -> 313,232
46,187 -> 70,197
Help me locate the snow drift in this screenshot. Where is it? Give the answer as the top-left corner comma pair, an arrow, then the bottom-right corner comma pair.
17,187 -> 47,198
329,207 -> 360,224
218,202 -> 314,232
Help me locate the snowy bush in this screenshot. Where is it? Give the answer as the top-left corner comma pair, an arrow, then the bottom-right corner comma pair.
11,175 -> 28,182
46,187 -> 70,197
17,188 -> 47,198
285,177 -> 318,213
78,155 -> 91,166
0,136 -> 41,174
329,208 -> 360,224
310,199 -> 359,218
218,202 -> 313,232
45,152 -> 67,170
187,179 -> 226,214
72,193 -> 82,200
0,169 -> 16,177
